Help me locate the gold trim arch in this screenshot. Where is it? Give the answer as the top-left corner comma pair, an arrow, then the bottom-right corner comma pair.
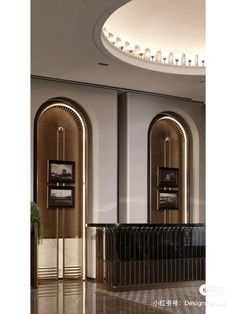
148,113 -> 190,224
34,98 -> 91,281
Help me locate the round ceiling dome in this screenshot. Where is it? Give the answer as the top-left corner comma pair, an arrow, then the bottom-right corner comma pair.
102,0 -> 205,75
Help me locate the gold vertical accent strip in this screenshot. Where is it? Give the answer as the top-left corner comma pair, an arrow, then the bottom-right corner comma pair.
169,140 -> 171,166
62,208 -> 65,279
62,128 -> 65,161
56,128 -> 60,279
62,128 -> 65,279
56,282 -> 59,314
163,140 -> 167,223
103,229 -> 106,281
168,140 -> 172,223
159,116 -> 188,223
164,138 -> 167,167
57,126 -> 65,279
81,116 -> 86,280
83,281 -> 86,314
56,209 -> 59,279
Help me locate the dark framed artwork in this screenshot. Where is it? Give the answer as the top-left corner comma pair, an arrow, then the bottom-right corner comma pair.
48,160 -> 75,183
158,191 -> 179,210
157,167 -> 179,187
48,186 -> 75,208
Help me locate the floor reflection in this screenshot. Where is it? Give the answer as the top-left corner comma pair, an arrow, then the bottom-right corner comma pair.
31,280 -> 205,314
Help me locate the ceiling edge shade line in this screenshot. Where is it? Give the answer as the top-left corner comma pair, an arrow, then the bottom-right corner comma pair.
31,75 -> 207,104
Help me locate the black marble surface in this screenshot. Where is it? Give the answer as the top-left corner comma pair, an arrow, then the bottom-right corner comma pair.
87,223 -> 205,227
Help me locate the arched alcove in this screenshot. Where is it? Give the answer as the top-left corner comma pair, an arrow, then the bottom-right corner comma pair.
148,113 -> 189,223
34,98 -> 91,281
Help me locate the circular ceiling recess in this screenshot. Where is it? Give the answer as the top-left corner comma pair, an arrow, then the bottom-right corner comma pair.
102,0 -> 205,75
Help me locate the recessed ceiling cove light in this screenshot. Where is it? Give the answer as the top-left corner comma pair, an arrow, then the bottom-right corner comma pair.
101,0 -> 205,75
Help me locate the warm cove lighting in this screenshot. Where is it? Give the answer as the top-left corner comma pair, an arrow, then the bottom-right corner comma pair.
102,28 -> 205,68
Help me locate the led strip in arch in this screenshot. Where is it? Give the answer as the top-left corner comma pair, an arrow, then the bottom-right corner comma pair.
159,116 -> 188,223
39,102 -> 87,280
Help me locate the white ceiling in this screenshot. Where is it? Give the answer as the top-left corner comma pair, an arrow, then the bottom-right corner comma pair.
104,0 -> 205,55
31,0 -> 205,102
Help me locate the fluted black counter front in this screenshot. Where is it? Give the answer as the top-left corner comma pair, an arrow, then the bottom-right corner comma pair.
87,224 -> 205,290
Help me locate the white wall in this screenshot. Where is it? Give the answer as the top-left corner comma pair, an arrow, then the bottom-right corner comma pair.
119,92 -> 205,223
31,77 -> 118,224
31,78 -> 118,279
31,79 -> 205,279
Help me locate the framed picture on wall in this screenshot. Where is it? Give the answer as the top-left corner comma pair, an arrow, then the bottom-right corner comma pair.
157,167 -> 179,187
158,190 -> 179,210
48,160 -> 75,183
48,186 -> 75,208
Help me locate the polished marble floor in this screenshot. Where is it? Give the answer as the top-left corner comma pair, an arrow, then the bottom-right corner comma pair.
31,280 -> 205,314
